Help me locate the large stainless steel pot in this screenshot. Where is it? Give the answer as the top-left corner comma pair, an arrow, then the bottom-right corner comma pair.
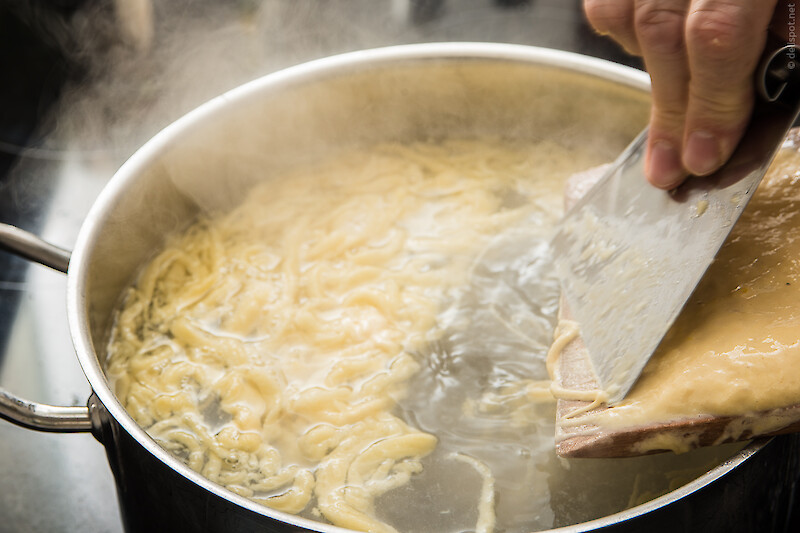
0,43 -> 798,533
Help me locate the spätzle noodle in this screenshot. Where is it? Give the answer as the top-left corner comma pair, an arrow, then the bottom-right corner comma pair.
106,139 -> 589,532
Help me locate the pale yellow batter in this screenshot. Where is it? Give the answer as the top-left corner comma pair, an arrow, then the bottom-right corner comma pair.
567,143 -> 800,432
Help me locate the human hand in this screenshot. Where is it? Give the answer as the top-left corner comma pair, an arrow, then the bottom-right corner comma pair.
584,0 -> 792,189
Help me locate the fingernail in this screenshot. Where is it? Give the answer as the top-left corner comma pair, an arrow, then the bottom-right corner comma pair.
684,131 -> 721,176
647,141 -> 684,189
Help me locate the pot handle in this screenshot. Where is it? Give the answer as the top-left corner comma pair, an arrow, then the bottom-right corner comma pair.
0,223 -> 71,273
0,223 -> 93,432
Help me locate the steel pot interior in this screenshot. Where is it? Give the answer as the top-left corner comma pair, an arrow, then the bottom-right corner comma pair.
64,43 -> 761,532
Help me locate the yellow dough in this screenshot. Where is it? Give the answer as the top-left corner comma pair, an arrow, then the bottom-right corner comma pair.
570,144 -> 800,433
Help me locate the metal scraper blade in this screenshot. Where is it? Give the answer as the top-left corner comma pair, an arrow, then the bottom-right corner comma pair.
551,47 -> 800,405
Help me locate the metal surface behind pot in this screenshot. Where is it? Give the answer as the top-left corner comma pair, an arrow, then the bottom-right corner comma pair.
0,43 -> 796,532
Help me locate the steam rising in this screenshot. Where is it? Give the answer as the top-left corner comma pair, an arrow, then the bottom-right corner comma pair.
39,1 -> 422,154
29,0 -> 595,159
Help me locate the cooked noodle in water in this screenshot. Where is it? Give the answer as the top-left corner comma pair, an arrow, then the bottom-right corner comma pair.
106,140 -> 726,532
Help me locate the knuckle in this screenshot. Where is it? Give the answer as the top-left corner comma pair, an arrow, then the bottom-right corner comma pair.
685,6 -> 746,60
652,106 -> 686,133
584,0 -> 633,35
688,85 -> 752,127
634,3 -> 686,56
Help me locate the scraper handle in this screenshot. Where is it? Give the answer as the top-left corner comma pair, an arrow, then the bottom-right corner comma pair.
757,35 -> 800,103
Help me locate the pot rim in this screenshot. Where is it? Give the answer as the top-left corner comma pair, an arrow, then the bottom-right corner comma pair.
66,42 -> 755,532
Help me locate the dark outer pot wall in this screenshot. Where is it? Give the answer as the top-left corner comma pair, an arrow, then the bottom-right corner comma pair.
89,394 -> 800,533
